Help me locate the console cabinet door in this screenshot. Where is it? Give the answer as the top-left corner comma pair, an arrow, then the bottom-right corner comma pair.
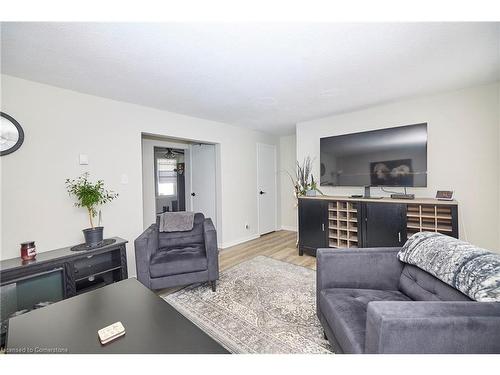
298,199 -> 327,253
362,202 -> 406,247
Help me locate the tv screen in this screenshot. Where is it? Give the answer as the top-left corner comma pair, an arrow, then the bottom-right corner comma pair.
320,123 -> 427,187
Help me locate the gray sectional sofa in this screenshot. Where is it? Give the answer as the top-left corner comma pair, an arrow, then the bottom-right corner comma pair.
316,247 -> 500,354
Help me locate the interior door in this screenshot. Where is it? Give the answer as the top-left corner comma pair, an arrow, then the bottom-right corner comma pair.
363,203 -> 406,247
257,143 -> 277,235
190,144 -> 217,227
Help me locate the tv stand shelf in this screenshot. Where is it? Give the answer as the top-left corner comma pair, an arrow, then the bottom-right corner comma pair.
298,196 -> 458,256
0,238 -> 128,348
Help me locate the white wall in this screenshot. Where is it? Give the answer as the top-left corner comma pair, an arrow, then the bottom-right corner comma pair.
0,75 -> 279,274
297,83 -> 500,251
279,134 -> 298,231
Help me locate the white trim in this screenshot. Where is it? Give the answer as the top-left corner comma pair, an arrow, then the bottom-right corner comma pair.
274,145 -> 278,232
256,143 -> 260,235
220,234 -> 260,249
256,142 -> 278,235
187,143 -> 194,211
280,225 -> 297,232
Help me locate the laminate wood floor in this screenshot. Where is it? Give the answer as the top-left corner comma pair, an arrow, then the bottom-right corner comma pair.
158,230 -> 315,297
219,230 -> 316,271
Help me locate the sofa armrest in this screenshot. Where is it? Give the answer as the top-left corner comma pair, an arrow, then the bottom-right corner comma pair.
203,218 -> 219,281
316,247 -> 404,292
134,224 -> 158,288
365,301 -> 500,353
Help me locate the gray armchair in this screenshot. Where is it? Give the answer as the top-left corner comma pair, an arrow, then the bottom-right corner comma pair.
134,213 -> 219,291
317,247 -> 500,354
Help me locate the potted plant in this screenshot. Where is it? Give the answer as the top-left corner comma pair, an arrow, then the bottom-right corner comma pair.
66,172 -> 118,247
288,156 -> 323,197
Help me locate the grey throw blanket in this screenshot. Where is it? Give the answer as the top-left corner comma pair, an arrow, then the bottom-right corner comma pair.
398,232 -> 500,302
158,212 -> 195,232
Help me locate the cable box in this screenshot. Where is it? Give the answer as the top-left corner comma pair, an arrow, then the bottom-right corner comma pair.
390,193 -> 415,200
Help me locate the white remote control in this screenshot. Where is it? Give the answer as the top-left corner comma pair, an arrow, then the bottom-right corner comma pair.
98,321 -> 126,345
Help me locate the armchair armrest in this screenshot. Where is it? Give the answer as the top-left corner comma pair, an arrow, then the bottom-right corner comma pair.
203,218 -> 219,281
365,301 -> 500,353
316,247 -> 404,292
134,224 -> 158,288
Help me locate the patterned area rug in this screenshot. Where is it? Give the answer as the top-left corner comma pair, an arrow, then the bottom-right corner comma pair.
163,256 -> 333,354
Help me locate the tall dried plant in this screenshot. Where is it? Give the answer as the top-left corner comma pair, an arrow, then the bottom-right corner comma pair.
286,156 -> 323,199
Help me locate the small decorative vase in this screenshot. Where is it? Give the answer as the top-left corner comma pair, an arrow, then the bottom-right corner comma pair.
305,189 -> 316,197
82,227 -> 104,247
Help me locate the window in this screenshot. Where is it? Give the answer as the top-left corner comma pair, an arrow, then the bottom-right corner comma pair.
157,158 -> 177,197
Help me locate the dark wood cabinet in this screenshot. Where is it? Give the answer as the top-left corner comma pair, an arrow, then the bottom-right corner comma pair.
298,198 -> 327,255
362,202 -> 406,247
0,238 -> 128,348
298,196 -> 458,255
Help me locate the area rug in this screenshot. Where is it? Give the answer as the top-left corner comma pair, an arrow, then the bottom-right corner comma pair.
163,256 -> 333,354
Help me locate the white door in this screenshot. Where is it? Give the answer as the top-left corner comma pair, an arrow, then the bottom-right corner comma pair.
190,144 -> 217,227
257,143 -> 277,235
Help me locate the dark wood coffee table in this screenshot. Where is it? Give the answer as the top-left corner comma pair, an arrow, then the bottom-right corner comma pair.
6,278 -> 229,354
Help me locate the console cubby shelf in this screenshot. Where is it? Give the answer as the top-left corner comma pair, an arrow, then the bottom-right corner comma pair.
328,200 -> 359,249
406,203 -> 455,236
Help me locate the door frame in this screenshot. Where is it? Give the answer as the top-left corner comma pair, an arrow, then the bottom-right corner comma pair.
140,133 -> 222,247
256,142 -> 278,236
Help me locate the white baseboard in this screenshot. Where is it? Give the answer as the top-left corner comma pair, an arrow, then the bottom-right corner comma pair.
280,225 -> 297,232
220,234 -> 260,249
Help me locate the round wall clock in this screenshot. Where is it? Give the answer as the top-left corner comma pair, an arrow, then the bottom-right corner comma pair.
1,112 -> 24,156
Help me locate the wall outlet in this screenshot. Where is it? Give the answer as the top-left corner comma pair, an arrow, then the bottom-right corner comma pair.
245,224 -> 249,230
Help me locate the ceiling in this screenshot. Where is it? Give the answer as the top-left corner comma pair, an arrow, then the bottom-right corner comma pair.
1,22 -> 499,135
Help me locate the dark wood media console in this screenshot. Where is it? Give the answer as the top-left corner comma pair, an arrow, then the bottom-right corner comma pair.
298,196 -> 458,256
0,238 -> 128,347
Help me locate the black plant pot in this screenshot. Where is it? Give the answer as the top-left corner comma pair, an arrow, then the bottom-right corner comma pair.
83,227 -> 104,247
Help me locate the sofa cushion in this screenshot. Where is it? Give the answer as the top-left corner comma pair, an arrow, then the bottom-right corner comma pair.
158,213 -> 205,250
398,232 -> 500,302
399,264 -> 471,301
149,245 -> 207,278
319,288 -> 411,354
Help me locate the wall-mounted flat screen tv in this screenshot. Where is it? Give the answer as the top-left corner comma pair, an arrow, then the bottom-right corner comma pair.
320,123 -> 427,187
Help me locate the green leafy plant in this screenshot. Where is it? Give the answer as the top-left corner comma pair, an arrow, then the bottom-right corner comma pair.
287,156 -> 323,197
65,172 -> 118,228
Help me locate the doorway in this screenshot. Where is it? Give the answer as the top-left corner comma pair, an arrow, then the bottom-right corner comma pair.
141,134 -> 219,232
154,147 -> 186,214
257,143 -> 277,235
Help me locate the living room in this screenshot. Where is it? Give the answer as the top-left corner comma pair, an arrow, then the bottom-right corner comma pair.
1,1 -> 500,372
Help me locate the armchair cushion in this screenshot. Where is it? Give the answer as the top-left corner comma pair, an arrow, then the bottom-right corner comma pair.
203,218 -> 219,281
319,288 -> 411,354
158,213 -> 205,250
149,244 -> 208,278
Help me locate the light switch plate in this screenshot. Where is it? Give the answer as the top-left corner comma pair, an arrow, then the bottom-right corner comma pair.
79,154 -> 89,165
121,174 -> 129,184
